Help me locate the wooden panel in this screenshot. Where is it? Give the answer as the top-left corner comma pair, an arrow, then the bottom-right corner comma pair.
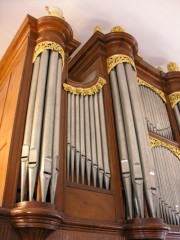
0,77 -> 10,128
0,144 -> 8,206
48,229 -> 125,240
0,56 -> 25,206
65,186 -> 116,221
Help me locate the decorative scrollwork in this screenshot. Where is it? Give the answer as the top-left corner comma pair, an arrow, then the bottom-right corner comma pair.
63,77 -> 106,95
111,26 -> 125,33
168,92 -> 180,108
150,136 -> 180,159
167,62 -> 179,72
137,77 -> 166,103
107,54 -> 136,73
33,41 -> 64,68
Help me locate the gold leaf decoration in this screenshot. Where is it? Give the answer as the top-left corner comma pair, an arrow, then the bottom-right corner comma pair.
167,62 -> 179,72
63,77 -> 106,95
150,136 -> 180,159
107,54 -> 136,73
33,41 -> 64,68
168,92 -> 180,108
111,26 -> 125,33
137,77 -> 166,103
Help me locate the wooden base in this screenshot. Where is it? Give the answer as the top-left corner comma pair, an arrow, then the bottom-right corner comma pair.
126,218 -> 170,239
1,206 -> 180,240
11,201 -> 63,240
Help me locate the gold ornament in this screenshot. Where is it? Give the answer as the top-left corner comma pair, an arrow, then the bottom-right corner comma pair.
63,77 -> 106,95
168,92 -> 180,108
167,62 -> 179,72
33,41 -> 64,68
137,77 -> 166,102
150,136 -> 180,159
111,26 -> 125,33
107,54 -> 136,73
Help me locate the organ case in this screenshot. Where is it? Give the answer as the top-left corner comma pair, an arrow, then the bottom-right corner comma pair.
0,12 -> 179,240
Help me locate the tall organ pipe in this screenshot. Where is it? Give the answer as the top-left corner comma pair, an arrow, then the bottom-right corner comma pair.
94,93 -> 104,188
110,69 -> 133,218
28,50 -> 49,201
50,57 -> 62,203
66,92 -> 71,180
98,90 -> 111,190
70,94 -> 76,182
174,104 -> 180,131
40,51 -> 59,202
89,95 -> 98,187
84,95 -> 92,185
80,95 -> 86,184
115,63 -> 144,217
125,63 -> 157,217
21,55 -> 40,201
75,95 -> 80,183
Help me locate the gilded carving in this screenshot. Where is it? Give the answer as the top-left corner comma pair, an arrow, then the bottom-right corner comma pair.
63,77 -> 106,95
107,54 -> 136,73
168,92 -> 180,108
137,77 -> 166,103
33,41 -> 64,68
111,26 -> 125,33
150,136 -> 180,159
167,62 -> 179,72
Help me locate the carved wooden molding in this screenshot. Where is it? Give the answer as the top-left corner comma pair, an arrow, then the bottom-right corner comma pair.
126,218 -> 170,239
11,202 -> 62,240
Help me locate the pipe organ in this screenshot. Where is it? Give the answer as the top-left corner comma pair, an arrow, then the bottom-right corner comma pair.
0,10 -> 179,240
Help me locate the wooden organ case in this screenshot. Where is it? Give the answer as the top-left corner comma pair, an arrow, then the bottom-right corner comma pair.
0,12 -> 180,240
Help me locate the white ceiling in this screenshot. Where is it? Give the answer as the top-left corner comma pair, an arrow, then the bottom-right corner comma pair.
0,0 -> 180,72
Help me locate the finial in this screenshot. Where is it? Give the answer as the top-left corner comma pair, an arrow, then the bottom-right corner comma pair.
93,26 -> 103,33
45,6 -> 65,19
157,67 -> 164,72
167,62 -> 179,72
111,26 -> 125,33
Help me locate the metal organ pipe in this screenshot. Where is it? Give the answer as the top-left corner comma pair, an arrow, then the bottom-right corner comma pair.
80,95 -> 86,184
110,68 -> 133,219
65,83 -> 111,190
84,95 -> 92,186
21,55 -> 41,201
125,64 -> 157,217
115,63 -> 144,217
139,85 -> 174,140
152,145 -> 180,225
40,51 -> 59,202
75,95 -> 80,183
98,90 -> 111,190
28,50 -> 49,201
94,93 -> 104,188
50,57 -> 62,203
173,104 -> 180,131
21,48 -> 63,203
